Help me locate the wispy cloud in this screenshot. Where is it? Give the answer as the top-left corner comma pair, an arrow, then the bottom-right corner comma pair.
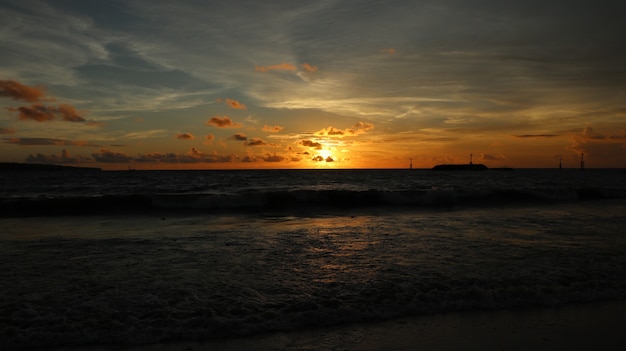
217,98 -> 247,110
262,125 -> 284,132
255,63 -> 297,72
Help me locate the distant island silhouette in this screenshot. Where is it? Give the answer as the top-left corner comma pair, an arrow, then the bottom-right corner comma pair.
0,163 -> 101,172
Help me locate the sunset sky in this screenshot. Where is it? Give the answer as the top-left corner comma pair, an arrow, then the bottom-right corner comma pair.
1,0 -> 625,169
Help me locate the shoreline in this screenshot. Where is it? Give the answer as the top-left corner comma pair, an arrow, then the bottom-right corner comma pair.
59,299 -> 626,351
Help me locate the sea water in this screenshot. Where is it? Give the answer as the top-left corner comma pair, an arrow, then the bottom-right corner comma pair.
1,169 -> 625,349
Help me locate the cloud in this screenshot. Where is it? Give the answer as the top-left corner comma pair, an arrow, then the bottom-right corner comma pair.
222,98 -> 247,110
381,48 -> 396,55
26,149 -> 93,164
204,134 -> 215,144
175,132 -> 194,140
315,121 -> 374,137
0,80 -> 46,102
244,138 -> 267,146
312,155 -> 334,162
231,133 -> 247,141
301,63 -> 318,73
8,104 -> 85,122
263,154 -> 285,162
137,149 -> 237,163
92,149 -> 134,163
301,139 -> 323,149
569,126 -> 626,166
255,62 -> 297,72
206,116 -> 242,128
1,80 -> 86,123
8,104 -> 56,122
262,125 -> 284,132
513,134 -> 558,138
57,104 -> 86,122
4,137 -> 98,146
0,127 -> 15,134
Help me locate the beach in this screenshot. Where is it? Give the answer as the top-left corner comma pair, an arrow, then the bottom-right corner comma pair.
62,300 -> 626,351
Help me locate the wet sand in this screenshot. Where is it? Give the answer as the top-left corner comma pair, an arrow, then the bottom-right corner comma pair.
69,300 -> 626,351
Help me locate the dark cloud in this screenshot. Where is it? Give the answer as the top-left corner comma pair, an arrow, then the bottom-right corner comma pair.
0,127 -> 16,134
311,155 -> 334,162
244,138 -> 266,146
137,149 -> 237,164
0,80 -> 46,102
206,116 -> 241,128
263,154 -> 285,162
9,104 -> 56,122
8,104 -> 85,122
301,139 -> 323,149
4,137 -> 98,146
92,149 -> 134,163
26,149 -> 93,164
175,132 -> 194,140
231,133 -> 248,141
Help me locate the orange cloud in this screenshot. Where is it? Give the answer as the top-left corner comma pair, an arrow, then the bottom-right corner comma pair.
255,62 -> 297,72
206,116 -> 242,128
262,125 -> 284,132
175,132 -> 194,140
381,48 -> 396,55
9,104 -> 56,122
315,121 -> 374,136
301,63 -> 318,73
0,127 -> 15,134
0,80 -> 46,102
57,104 -> 86,122
8,103 -> 85,122
225,98 -> 246,110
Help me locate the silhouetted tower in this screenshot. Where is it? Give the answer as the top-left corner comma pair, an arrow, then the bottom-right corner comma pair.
580,153 -> 585,170
410,158 -> 413,170
559,157 -> 562,169
469,153 -> 473,165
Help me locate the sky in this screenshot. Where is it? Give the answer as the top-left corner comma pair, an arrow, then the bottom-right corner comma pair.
1,0 -> 625,170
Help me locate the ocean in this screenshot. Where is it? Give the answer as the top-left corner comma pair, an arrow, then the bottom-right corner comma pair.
1,168 -> 626,349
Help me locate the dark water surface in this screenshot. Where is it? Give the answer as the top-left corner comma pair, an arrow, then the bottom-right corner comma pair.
1,169 -> 625,349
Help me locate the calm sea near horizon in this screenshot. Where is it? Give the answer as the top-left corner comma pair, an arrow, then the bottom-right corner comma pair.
1,168 -> 626,349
